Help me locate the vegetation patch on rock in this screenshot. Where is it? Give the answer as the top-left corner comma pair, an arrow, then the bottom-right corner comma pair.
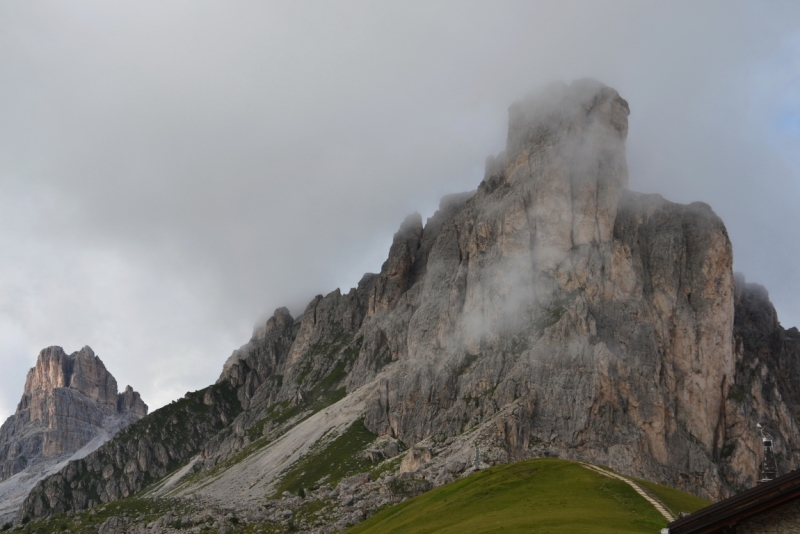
272,419 -> 377,497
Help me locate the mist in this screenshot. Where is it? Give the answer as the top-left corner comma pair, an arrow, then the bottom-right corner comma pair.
1,1 -> 799,422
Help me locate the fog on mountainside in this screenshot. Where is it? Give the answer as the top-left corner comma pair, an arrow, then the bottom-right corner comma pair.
17,79 -> 800,533
0,2 -> 799,427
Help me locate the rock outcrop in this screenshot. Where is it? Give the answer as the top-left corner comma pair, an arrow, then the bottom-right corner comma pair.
195,79 -> 795,501
0,346 -> 147,482
20,79 -> 800,525
346,80 -> 743,498
719,275 -> 800,488
0,346 -> 147,523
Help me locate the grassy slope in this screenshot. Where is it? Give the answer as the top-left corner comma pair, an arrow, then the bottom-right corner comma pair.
633,477 -> 711,517
347,458 -> 708,534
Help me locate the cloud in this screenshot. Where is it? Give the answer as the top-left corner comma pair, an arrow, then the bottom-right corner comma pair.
1,1 -> 799,421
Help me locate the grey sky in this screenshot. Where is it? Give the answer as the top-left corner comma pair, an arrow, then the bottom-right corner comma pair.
1,1 -> 799,422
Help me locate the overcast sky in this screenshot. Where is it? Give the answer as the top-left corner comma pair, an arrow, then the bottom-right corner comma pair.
1,1 -> 799,422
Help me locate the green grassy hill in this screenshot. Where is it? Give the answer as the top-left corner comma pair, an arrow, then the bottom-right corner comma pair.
346,458 -> 710,534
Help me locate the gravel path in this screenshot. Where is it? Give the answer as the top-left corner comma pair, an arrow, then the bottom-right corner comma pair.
581,462 -> 676,522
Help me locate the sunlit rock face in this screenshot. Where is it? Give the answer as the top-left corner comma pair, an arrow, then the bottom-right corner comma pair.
0,346 -> 147,481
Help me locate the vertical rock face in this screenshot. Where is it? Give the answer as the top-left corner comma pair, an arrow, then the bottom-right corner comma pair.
204,79 -> 763,500
204,80 -> 789,500
0,346 -> 147,482
721,275 -> 800,489
345,80 -> 741,498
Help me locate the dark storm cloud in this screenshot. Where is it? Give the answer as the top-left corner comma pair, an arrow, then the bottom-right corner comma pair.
1,1 -> 799,420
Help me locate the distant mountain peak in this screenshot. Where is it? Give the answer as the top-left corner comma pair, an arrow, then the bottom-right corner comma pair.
0,346 -> 146,522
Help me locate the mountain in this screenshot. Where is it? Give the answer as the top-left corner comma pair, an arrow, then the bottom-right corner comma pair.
13,79 -> 800,532
0,346 -> 146,523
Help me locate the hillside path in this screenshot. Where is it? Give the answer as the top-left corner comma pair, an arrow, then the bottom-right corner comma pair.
581,463 -> 676,522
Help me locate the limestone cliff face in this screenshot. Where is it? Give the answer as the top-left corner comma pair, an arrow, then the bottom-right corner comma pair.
204,80 -> 793,500
347,80 -> 742,498
0,346 -> 147,482
720,276 -> 800,489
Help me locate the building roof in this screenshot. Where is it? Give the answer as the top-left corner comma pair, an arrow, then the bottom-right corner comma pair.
666,469 -> 800,534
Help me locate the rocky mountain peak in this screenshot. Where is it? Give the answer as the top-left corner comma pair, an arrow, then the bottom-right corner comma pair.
174,81 -> 741,507
17,80 -> 800,529
505,78 -> 629,161
483,79 -> 631,279
262,307 -> 294,338
22,346 -> 119,409
117,385 -> 148,417
0,346 -> 147,483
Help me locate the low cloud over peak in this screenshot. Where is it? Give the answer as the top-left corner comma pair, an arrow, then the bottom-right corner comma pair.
1,1 -> 799,420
